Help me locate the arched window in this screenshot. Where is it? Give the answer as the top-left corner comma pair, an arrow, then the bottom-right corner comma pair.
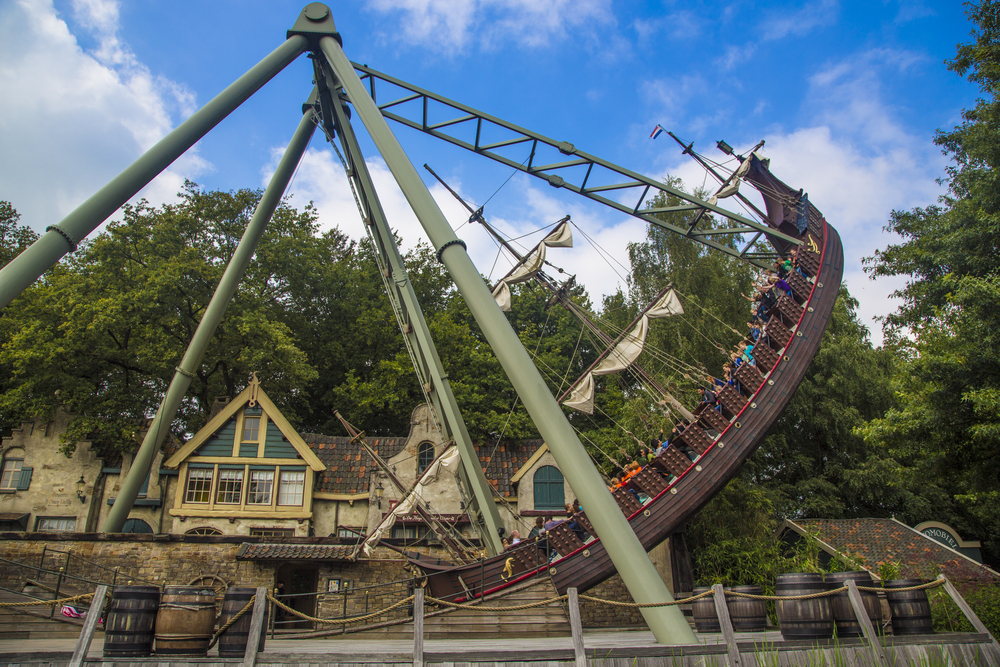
185,527 -> 222,536
122,518 -> 153,534
533,465 -> 564,510
417,442 -> 435,475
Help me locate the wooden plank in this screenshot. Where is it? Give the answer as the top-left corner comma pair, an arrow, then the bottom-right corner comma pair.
414,587 -> 424,667
845,580 -> 888,665
712,584 -> 742,667
939,574 -> 1000,652
567,588 -> 586,667
69,583 -> 107,667
243,586 -> 268,667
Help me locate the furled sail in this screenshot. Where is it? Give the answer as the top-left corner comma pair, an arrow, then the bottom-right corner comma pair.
360,444 -> 462,556
563,289 -> 684,414
492,221 -> 573,311
706,153 -> 754,206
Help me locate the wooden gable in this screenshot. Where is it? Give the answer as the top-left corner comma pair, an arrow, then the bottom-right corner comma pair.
165,376 -> 324,471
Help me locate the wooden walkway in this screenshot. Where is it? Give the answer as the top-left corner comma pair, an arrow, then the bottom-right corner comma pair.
3,580 -> 999,666
1,629 -> 998,666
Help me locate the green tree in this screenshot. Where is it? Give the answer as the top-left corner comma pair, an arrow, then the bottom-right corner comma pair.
0,201 -> 38,267
0,185 -> 329,455
859,0 -> 1000,565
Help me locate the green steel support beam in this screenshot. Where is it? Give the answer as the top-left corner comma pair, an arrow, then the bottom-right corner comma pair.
319,29 -> 697,645
0,36 -> 307,310
102,105 -> 317,533
316,63 -> 506,556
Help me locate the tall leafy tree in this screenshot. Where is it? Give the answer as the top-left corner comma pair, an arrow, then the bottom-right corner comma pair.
858,0 -> 1000,565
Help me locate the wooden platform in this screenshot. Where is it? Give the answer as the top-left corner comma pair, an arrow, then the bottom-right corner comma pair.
1,629 -> 998,666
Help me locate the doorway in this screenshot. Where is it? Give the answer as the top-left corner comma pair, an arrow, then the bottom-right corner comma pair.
274,563 -> 318,630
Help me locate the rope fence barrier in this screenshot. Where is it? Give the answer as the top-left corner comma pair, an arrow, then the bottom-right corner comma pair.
242,578 -> 952,627
0,592 -> 95,608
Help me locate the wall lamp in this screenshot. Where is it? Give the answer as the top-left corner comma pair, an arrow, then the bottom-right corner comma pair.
375,480 -> 384,509
75,476 -> 87,504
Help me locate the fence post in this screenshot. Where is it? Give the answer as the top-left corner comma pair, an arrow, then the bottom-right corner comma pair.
68,584 -> 107,667
242,587 -> 268,667
567,587 -> 587,667
845,580 -> 888,666
937,574 -> 1000,652
52,567 -> 65,618
712,584 -> 742,667
413,587 -> 424,667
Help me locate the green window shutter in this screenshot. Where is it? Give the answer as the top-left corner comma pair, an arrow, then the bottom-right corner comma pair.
138,471 -> 150,497
16,467 -> 32,490
533,465 -> 564,510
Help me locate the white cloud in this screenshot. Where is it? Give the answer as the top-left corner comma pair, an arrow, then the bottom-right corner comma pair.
366,0 -> 615,54
634,11 -> 703,42
0,0 -> 206,235
760,0 -> 839,41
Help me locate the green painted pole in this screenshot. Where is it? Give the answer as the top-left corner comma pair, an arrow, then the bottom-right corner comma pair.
319,34 -> 696,644
101,106 -> 317,533
322,81 -> 506,555
0,36 -> 308,310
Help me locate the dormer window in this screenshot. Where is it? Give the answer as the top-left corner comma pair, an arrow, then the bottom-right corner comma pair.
242,416 -> 261,442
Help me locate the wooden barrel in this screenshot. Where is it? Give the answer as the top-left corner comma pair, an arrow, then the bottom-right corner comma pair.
826,571 -> 882,637
692,586 -> 720,633
728,585 -> 767,632
884,579 -> 933,635
103,586 -> 160,657
218,587 -> 267,657
154,585 -> 217,656
775,573 -> 833,640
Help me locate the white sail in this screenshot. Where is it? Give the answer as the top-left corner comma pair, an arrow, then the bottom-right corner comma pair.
707,154 -> 753,206
562,289 -> 683,414
360,445 -> 462,556
491,221 -> 573,311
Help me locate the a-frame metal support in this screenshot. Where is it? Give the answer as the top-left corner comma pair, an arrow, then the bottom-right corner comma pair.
314,9 -> 696,644
1,3 -> 699,643
312,57 -> 506,556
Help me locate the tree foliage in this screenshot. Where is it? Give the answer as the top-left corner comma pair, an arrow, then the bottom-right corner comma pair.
0,183 -> 566,456
859,0 -> 1000,565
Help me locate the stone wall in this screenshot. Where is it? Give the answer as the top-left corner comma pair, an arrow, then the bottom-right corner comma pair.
0,534 -> 421,628
0,534 -> 272,590
578,573 -> 645,627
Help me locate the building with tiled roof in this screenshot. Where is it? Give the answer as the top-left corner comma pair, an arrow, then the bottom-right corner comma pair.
305,434 -> 408,495
778,518 -> 998,583
0,375 -> 600,629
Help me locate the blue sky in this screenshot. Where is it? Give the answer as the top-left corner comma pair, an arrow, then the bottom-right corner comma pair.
0,0 -> 977,345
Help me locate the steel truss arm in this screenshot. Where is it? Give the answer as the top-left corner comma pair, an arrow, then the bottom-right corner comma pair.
351,63 -> 799,268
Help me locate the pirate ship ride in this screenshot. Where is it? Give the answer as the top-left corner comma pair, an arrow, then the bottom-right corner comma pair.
401,146 -> 843,602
